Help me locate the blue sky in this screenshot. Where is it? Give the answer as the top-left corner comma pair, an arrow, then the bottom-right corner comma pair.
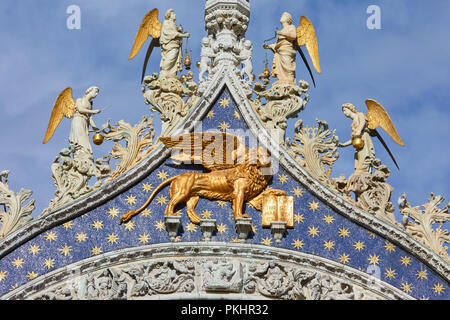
0,0 -> 449,227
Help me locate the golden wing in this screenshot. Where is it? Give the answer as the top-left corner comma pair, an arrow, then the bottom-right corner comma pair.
43,87 -> 76,144
365,99 -> 405,146
128,8 -> 162,60
296,16 -> 321,74
159,132 -> 248,171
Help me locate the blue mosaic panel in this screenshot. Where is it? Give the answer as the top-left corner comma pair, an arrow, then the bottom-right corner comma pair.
0,88 -> 448,300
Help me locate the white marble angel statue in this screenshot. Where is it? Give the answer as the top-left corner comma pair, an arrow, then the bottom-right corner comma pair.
338,100 -> 405,173
43,86 -> 102,159
263,12 -> 321,87
128,8 -> 190,82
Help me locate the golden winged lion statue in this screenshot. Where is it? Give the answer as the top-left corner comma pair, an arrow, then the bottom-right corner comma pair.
263,12 -> 321,87
339,99 -> 405,172
128,8 -> 190,83
120,132 -> 286,224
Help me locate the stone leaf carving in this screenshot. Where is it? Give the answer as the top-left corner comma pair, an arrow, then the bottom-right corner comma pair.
287,119 -> 339,188
253,81 -> 310,141
333,158 -> 401,229
100,115 -> 156,181
143,73 -> 198,137
399,193 -> 450,262
0,171 -> 34,239
41,144 -> 111,215
124,260 -> 195,296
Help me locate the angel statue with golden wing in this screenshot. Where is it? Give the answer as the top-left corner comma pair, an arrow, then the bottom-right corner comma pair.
128,8 -> 190,83
338,99 -> 405,173
43,86 -> 102,160
263,12 -> 321,87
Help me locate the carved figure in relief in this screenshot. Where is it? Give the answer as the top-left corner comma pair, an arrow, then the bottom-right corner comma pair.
239,39 -> 254,81
199,36 -> 216,82
120,132 -> 286,224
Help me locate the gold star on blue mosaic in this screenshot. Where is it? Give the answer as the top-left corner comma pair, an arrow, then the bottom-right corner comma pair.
157,170 -> 169,181
416,269 -> 428,280
12,257 -> 24,269
186,223 -> 198,233
44,231 -> 58,242
261,237 -> 272,246
323,240 -> 335,251
219,97 -> 230,107
294,213 -> 304,224
292,239 -> 304,250
217,201 -> 227,208
43,258 -> 55,270
91,220 -> 104,231
107,233 -> 119,244
58,244 -> 72,256
322,214 -> 335,224
433,283 -> 445,295
368,254 -> 380,265
308,201 -> 320,212
291,187 -> 304,197
384,242 -> 396,253
217,223 -> 228,234
123,221 -> 136,231
62,221 -> 74,230
0,270 -> 7,281
156,195 -> 168,205
76,232 -> 88,242
307,226 -> 320,237
154,220 -> 165,231
401,282 -> 413,294
206,110 -> 215,119
125,194 -> 137,206
142,183 -> 154,193
218,121 -> 230,131
107,207 -> 120,218
26,271 -> 38,281
233,111 -> 241,120
338,253 -> 350,264
201,210 -> 213,219
384,268 -> 397,280
353,241 -> 366,252
338,227 -> 350,238
277,173 -> 288,184
400,256 -> 412,267
28,244 -> 41,256
91,246 -> 102,256
139,233 -> 150,244
141,208 -> 152,217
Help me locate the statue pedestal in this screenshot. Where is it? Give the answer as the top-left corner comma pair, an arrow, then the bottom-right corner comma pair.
165,215 -> 182,242
235,218 -> 252,241
200,219 -> 217,241
270,221 -> 287,243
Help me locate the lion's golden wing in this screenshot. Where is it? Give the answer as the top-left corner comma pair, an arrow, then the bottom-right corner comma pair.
159,132 -> 248,171
43,87 -> 76,144
128,8 -> 162,60
365,99 -> 405,146
296,16 -> 321,74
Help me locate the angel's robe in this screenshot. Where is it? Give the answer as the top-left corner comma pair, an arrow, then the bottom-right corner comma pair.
69,97 -> 94,159
269,24 -> 297,85
159,19 -> 183,78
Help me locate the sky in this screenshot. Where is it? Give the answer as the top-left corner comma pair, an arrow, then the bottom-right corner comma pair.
0,0 -> 449,230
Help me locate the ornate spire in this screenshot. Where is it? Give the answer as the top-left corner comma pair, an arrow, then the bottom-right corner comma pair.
200,0 -> 253,94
